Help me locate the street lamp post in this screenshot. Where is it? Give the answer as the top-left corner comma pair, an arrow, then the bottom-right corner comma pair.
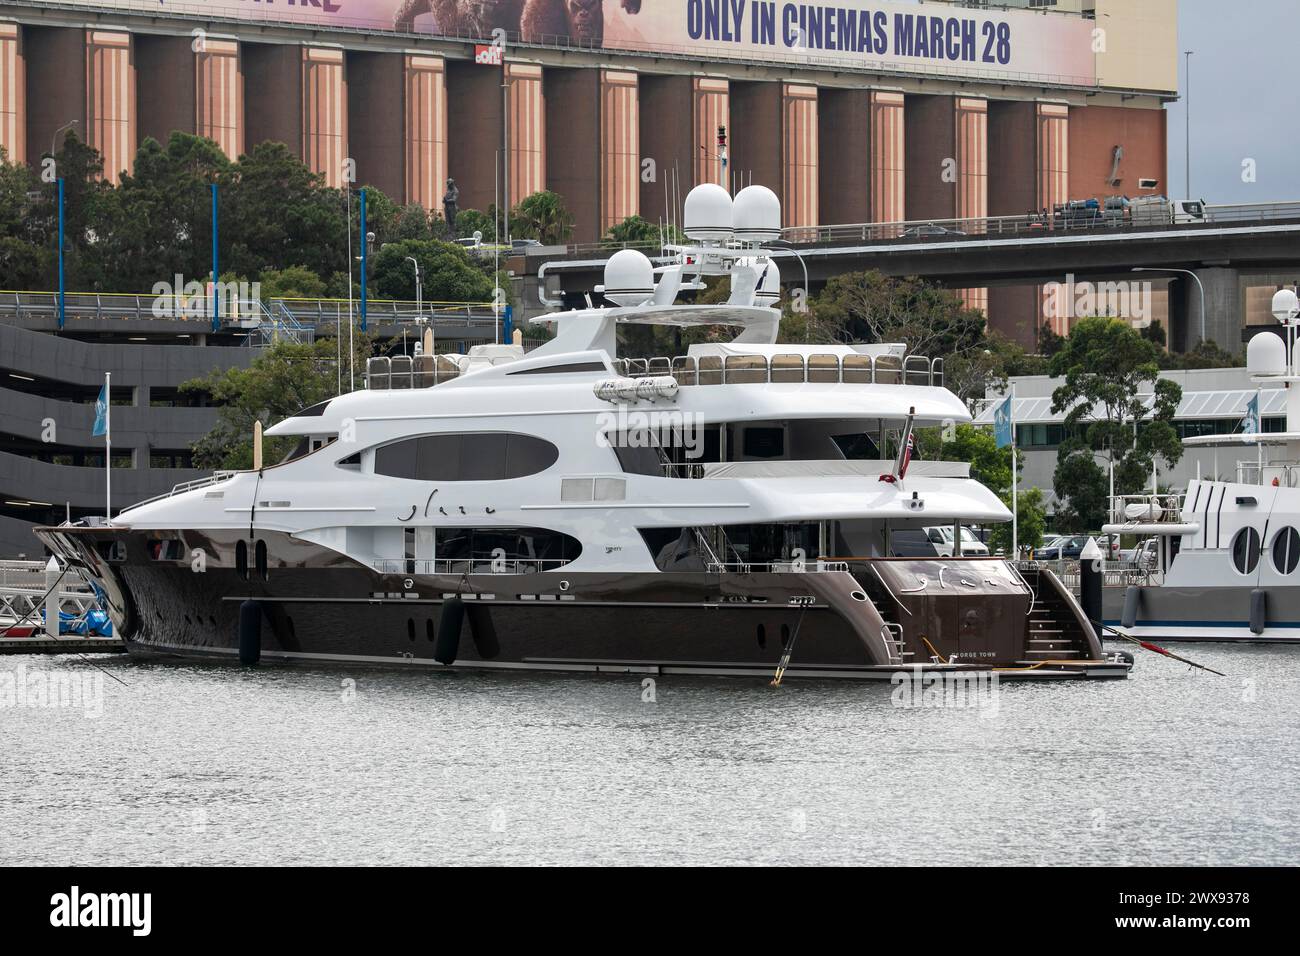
405,256 -> 422,321
1133,267 -> 1206,348
1184,50 -> 1194,199
767,239 -> 812,337
50,119 -> 78,157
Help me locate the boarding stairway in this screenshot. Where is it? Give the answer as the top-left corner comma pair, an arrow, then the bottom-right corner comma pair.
1016,566 -> 1087,661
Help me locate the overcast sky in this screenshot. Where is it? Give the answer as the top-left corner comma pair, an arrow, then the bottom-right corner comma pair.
1167,0 -> 1298,203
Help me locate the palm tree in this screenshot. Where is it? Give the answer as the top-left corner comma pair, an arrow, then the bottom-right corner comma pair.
511,190 -> 575,245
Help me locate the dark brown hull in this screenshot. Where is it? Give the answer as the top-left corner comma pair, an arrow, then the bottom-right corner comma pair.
35,525 -> 1129,681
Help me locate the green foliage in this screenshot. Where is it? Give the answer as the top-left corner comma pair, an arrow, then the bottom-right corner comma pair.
1162,337 -> 1244,370
991,486 -> 1047,557
452,208 -> 495,242
370,238 -> 494,303
603,215 -> 682,247
257,265 -> 328,300
511,190 -> 574,245
1048,317 -> 1183,530
182,336 -> 373,470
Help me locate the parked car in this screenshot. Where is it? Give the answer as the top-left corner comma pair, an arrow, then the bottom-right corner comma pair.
902,223 -> 967,239
1121,538 -> 1159,569
1033,534 -> 1091,560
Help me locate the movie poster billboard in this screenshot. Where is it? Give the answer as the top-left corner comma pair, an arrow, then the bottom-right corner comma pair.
43,1 -> 1099,85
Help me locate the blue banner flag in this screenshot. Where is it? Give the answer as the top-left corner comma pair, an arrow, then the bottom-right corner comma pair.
994,396 -> 1014,448
93,381 -> 109,437
1241,393 -> 1260,435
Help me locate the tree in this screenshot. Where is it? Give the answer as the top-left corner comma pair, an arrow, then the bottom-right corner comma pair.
370,238 -> 494,303
944,333 -> 1049,410
1048,317 -> 1183,530
603,215 -> 681,247
808,270 -> 987,357
182,335 -> 373,470
511,190 -> 574,245
1162,338 -> 1243,370
94,132 -> 230,292
258,265 -> 328,300
452,208 -> 495,242
220,141 -> 349,280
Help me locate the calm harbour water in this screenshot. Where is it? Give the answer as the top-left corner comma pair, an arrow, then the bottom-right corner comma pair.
2,644 -> 1297,866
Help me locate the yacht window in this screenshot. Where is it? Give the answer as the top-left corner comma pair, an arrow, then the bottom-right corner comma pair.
337,452 -> 361,469
255,539 -> 268,581
435,527 -> 581,567
613,442 -> 663,477
1273,527 -> 1300,574
280,437 -> 311,465
1231,527 -> 1261,575
235,540 -> 249,580
374,433 -> 558,481
831,433 -> 881,460
743,427 -> 785,459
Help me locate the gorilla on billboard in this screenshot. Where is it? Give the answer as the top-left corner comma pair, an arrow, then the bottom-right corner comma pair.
394,0 -> 642,46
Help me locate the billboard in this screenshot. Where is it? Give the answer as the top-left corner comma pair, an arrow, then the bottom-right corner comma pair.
45,1 -> 1099,85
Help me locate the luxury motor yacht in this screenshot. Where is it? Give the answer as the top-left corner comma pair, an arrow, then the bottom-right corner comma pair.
1101,289 -> 1300,643
37,184 -> 1128,680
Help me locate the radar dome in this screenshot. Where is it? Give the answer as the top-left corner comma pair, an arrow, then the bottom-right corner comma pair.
755,260 -> 781,306
683,183 -> 734,243
603,249 -> 655,307
1247,330 -> 1287,377
733,185 -> 782,244
1273,288 -> 1300,325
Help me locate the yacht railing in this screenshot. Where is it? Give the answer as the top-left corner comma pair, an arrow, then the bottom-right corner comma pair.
705,561 -> 850,574
373,559 -> 572,576
125,471 -> 239,510
1107,493 -> 1186,526
1015,559 -> 1164,589
614,354 -> 944,387
1235,460 -> 1300,487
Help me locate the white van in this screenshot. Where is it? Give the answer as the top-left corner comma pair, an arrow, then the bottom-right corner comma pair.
923,526 -> 990,557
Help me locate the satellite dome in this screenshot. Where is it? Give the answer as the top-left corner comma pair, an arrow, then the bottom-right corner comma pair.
1247,330 -> 1287,377
755,260 -> 781,306
603,249 -> 655,307
733,185 -> 782,244
683,183 -> 734,243
1273,288 -> 1300,325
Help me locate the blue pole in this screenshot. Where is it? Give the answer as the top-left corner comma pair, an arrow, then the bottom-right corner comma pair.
503,305 -> 513,345
211,183 -> 219,332
57,178 -> 65,330
360,189 -> 368,333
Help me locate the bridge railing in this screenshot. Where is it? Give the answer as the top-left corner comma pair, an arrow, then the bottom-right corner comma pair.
0,291 -> 500,330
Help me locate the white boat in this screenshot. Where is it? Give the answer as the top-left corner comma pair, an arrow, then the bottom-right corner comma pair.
1101,289 -> 1300,643
37,184 -> 1126,680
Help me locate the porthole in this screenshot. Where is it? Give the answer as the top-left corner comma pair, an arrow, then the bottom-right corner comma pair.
1231,527 -> 1262,575
756,624 -> 767,649
235,540 -> 249,581
850,590 -> 868,602
780,623 -> 791,648
1273,527 -> 1300,574
255,539 -> 268,582
426,619 -> 435,642
407,618 -> 416,642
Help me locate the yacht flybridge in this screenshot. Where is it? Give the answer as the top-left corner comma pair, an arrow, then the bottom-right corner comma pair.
37,184 -> 1128,680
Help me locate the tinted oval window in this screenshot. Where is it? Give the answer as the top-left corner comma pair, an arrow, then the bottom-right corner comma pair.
374,433 -> 559,481
1273,527 -> 1300,574
1232,527 -> 1261,575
